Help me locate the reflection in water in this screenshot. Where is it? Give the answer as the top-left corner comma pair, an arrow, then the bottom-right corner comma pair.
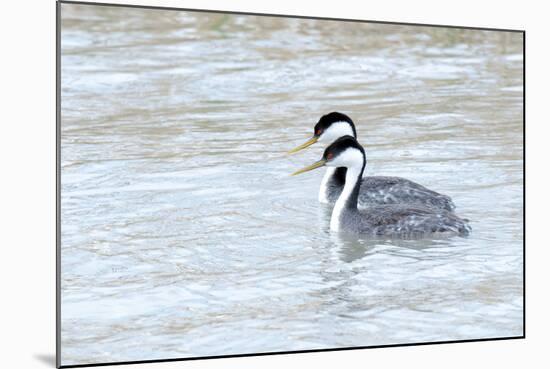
60,3 -> 523,366
331,234 -> 374,263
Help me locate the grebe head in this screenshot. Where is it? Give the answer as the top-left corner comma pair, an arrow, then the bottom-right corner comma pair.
316,112 -> 357,144
287,112 -> 356,154
291,136 -> 365,176
322,135 -> 364,168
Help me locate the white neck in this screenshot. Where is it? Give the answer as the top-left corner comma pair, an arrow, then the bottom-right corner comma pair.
319,167 -> 336,204
330,166 -> 362,232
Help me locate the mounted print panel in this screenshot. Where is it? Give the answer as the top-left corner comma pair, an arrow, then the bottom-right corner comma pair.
57,1 -> 524,367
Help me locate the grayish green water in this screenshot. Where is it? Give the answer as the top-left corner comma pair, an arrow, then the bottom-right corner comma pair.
60,4 -> 523,366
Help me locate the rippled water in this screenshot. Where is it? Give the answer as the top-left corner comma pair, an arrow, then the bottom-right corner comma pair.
59,3 -> 524,366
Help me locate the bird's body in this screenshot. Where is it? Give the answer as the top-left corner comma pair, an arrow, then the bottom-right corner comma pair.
319,167 -> 455,211
292,136 -> 471,238
335,201 -> 470,238
289,112 -> 456,212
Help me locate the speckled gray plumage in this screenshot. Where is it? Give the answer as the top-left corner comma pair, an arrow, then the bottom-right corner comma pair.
337,203 -> 471,238
324,168 -> 456,211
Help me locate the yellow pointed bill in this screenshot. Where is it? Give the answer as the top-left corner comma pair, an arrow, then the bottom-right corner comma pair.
287,136 -> 318,154
291,159 -> 327,176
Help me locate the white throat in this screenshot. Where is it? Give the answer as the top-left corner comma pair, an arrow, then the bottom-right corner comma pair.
329,148 -> 365,232
330,166 -> 361,231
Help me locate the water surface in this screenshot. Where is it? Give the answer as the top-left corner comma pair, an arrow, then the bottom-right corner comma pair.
60,4 -> 524,366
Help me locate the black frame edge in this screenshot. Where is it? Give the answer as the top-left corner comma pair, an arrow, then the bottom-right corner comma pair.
58,0 -> 525,33
59,336 -> 525,368
56,1 -> 62,368
522,30 -> 526,339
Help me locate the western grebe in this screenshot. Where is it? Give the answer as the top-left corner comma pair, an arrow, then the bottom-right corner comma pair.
288,112 -> 456,211
292,136 -> 470,237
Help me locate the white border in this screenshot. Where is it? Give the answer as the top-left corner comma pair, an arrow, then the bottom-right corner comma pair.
2,1 -> 548,369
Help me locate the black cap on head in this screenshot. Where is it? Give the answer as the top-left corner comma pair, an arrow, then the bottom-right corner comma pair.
313,112 -> 357,138
323,135 -> 364,161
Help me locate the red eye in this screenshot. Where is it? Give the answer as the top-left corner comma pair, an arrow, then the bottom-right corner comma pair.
315,129 -> 321,136
326,152 -> 333,160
